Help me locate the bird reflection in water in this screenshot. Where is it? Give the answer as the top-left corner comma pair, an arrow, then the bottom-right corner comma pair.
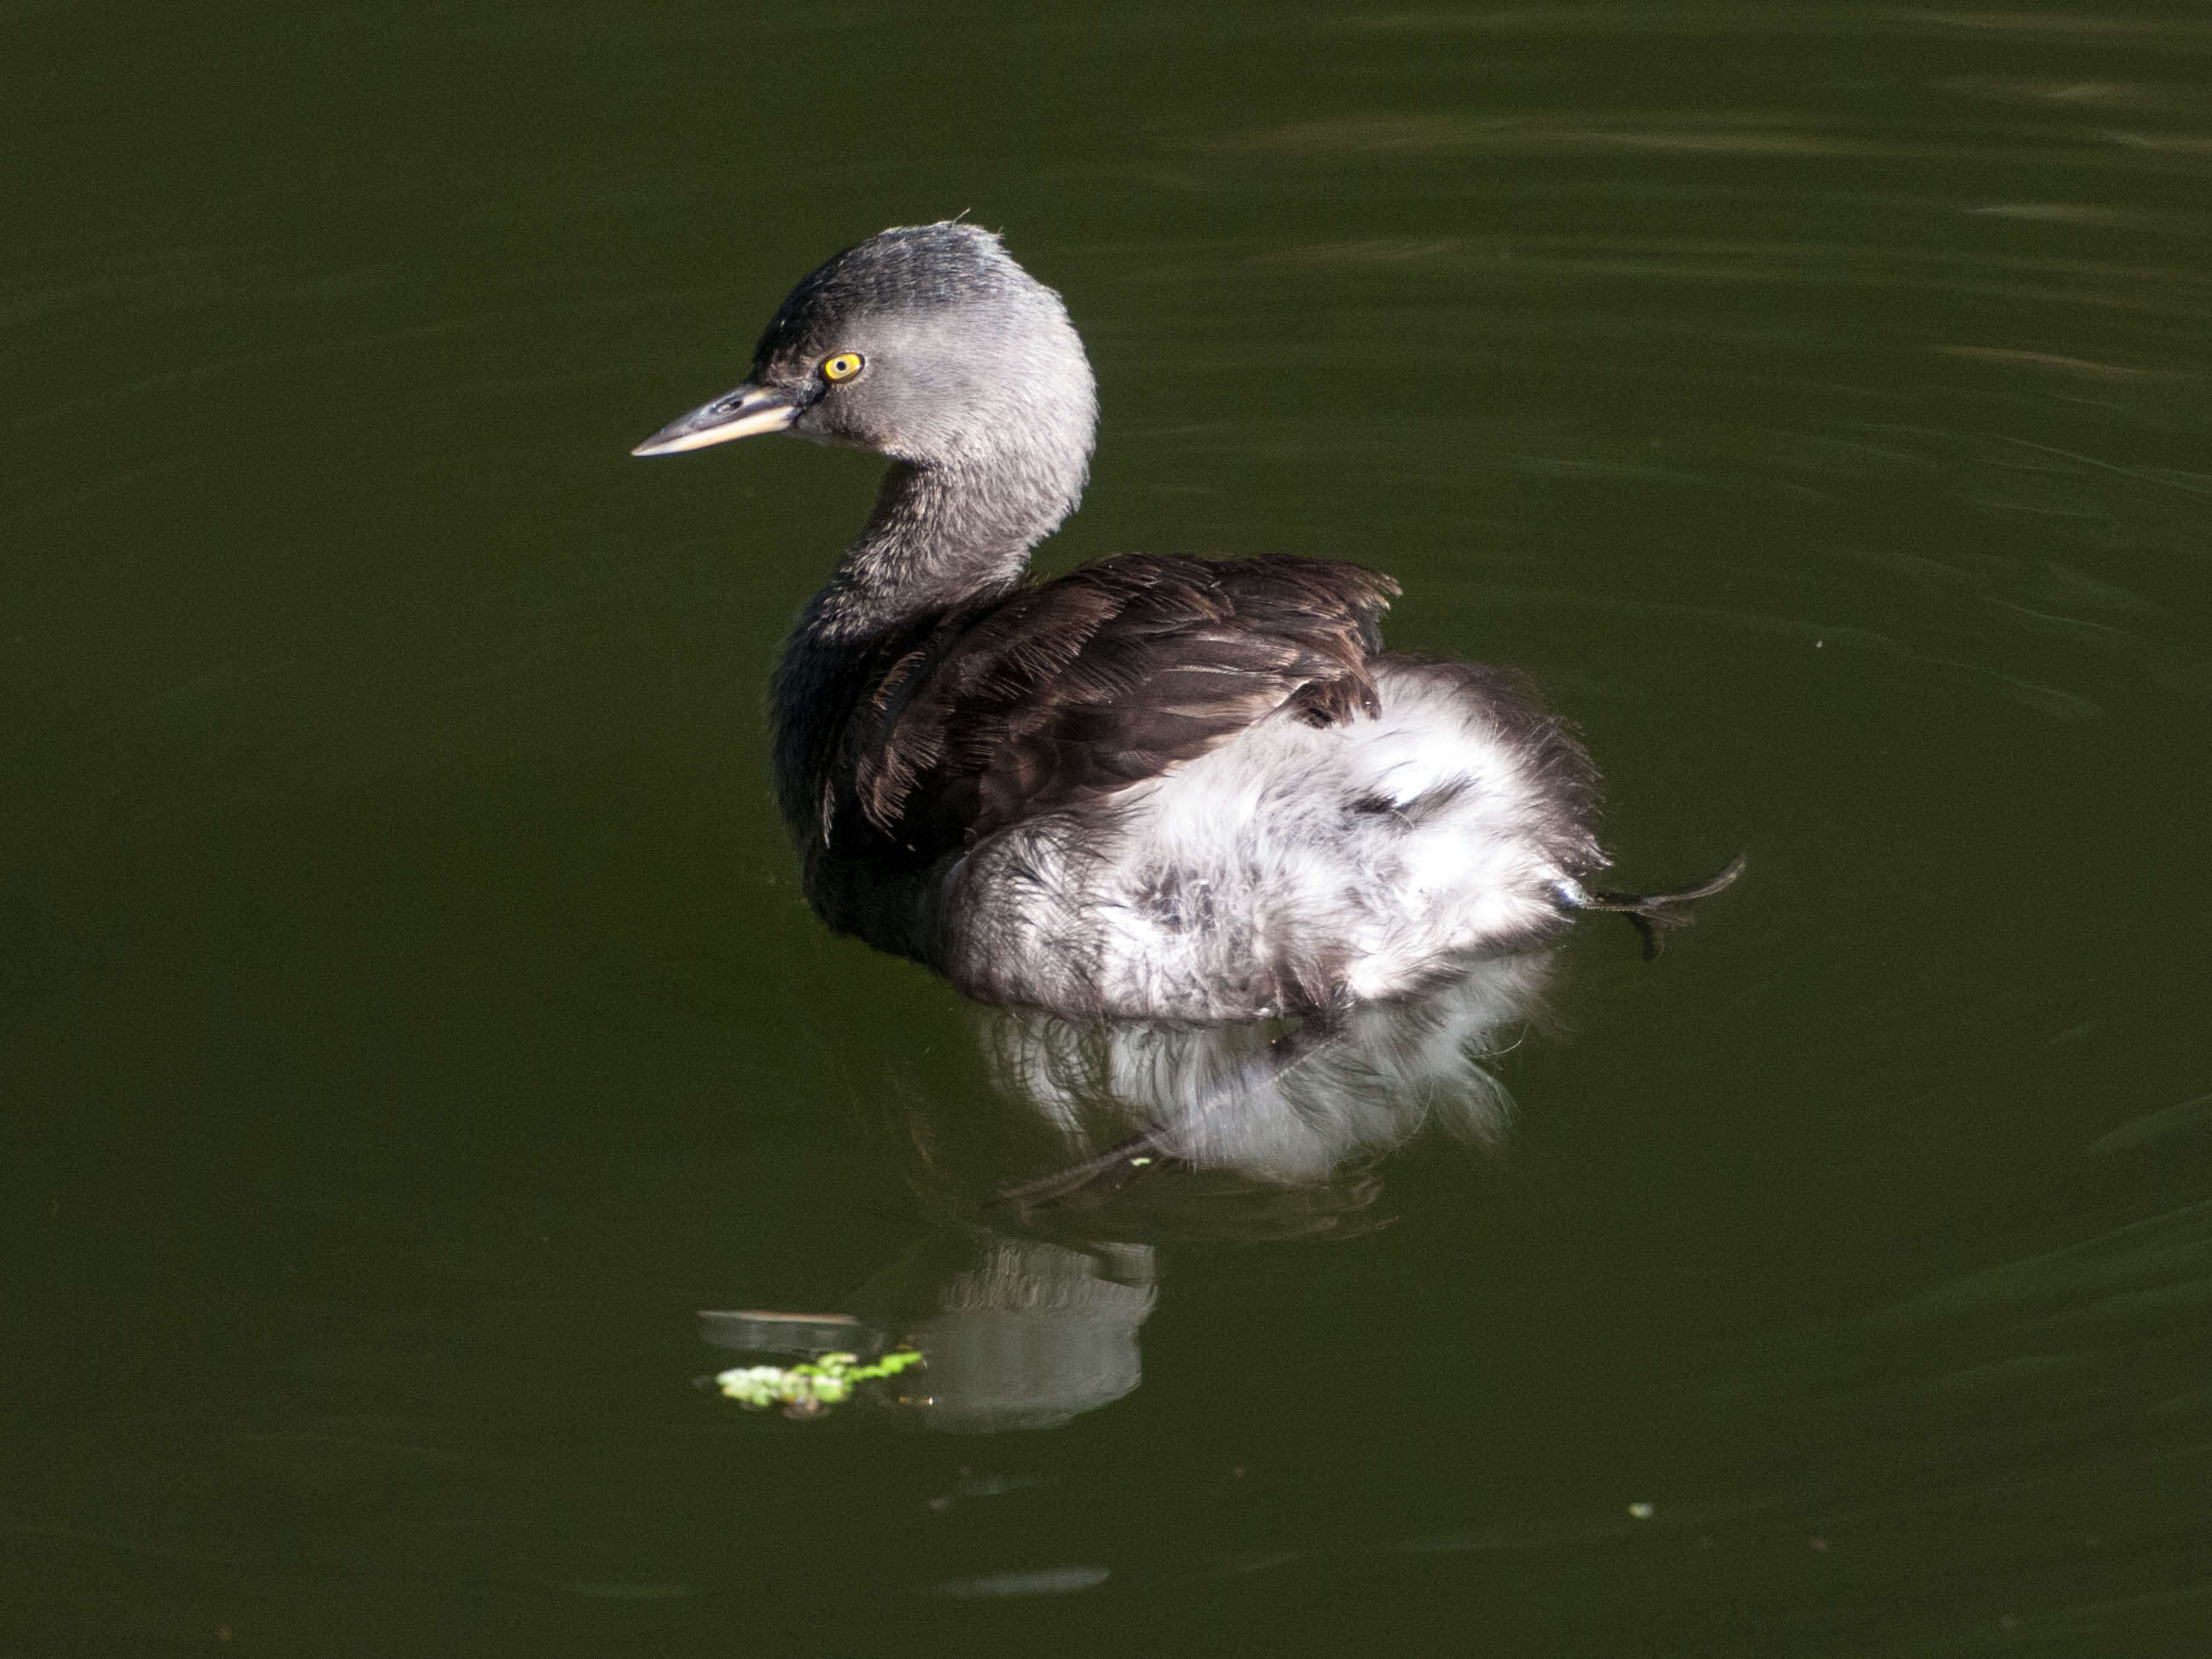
700,951 -> 1551,1432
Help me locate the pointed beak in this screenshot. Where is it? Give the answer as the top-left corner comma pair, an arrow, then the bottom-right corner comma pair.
630,381 -> 801,456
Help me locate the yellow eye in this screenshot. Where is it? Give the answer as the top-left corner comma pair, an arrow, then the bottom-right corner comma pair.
821,351 -> 864,382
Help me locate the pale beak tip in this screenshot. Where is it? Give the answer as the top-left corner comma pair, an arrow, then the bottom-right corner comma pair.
629,383 -> 800,460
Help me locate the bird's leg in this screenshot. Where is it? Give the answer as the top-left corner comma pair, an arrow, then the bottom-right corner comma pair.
990,1015 -> 1347,1214
1572,853 -> 1748,960
987,1127 -> 1181,1213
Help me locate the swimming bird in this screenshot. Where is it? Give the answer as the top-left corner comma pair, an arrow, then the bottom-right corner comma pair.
633,222 -> 1737,1024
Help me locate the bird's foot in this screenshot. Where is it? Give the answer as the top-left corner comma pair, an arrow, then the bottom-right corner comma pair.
1575,852 -> 1748,960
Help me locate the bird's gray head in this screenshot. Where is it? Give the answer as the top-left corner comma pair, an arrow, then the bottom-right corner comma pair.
634,223 -> 1097,542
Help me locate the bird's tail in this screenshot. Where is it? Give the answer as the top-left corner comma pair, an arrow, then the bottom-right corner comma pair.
1567,853 -> 1747,960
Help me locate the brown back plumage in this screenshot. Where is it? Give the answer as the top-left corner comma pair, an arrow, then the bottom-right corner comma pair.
825,554 -> 1399,863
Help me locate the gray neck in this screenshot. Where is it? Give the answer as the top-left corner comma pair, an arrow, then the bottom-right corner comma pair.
769,450 -> 1079,848
804,454 -> 1071,639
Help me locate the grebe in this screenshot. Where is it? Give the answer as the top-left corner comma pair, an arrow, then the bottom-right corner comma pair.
634,223 -> 1737,1024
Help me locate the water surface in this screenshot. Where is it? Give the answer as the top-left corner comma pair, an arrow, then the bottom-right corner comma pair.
7,3 -> 2211,1652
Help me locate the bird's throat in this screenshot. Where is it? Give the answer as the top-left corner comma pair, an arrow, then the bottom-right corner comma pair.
807,458 -> 1062,637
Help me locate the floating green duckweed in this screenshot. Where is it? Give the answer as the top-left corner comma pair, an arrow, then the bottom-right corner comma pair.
714,1349 -> 926,1418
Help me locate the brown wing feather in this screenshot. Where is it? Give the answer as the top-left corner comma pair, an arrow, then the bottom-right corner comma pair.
833,554 -> 1397,861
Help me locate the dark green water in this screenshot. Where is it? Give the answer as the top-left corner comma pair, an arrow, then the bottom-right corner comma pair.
8,3 -> 2212,1652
